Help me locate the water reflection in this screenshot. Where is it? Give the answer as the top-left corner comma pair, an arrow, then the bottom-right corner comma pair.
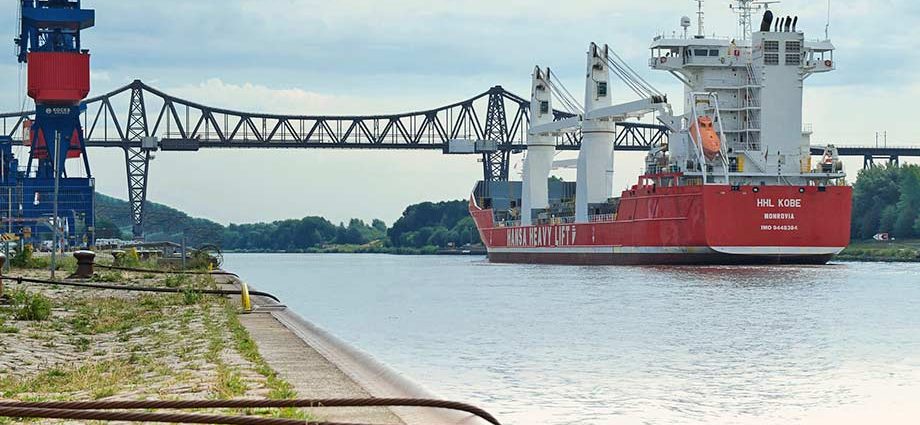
224,255 -> 920,425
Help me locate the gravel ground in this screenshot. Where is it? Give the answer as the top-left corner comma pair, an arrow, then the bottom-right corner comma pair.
0,264 -> 312,423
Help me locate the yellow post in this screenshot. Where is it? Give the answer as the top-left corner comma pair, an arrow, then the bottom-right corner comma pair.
240,282 -> 252,313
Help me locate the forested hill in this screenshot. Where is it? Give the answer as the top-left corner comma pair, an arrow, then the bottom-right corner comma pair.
95,194 -> 480,251
96,194 -> 224,245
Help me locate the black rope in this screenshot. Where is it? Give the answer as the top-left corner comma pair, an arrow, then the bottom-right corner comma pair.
0,398 -> 502,425
0,406 -> 350,425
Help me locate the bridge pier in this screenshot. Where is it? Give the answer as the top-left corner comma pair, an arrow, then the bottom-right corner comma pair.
125,83 -> 152,240
481,88 -> 511,181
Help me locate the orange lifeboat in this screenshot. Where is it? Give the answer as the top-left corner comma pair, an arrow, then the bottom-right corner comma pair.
689,116 -> 721,160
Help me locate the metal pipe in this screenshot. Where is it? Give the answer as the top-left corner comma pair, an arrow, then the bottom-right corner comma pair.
760,10 -> 774,32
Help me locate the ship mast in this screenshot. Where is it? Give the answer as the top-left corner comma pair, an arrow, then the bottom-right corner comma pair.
696,0 -> 705,37
730,0 -> 779,40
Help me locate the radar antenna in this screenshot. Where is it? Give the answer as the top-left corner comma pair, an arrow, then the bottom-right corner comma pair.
730,0 -> 780,40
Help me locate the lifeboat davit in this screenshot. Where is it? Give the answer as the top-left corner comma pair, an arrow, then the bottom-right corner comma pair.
689,116 -> 721,160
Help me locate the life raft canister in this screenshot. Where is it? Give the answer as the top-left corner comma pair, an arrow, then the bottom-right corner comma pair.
689,116 -> 721,161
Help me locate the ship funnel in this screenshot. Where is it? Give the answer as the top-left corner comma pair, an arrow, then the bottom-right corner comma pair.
792,16 -> 798,32
760,10 -> 774,32
774,18 -> 780,32
785,16 -> 792,32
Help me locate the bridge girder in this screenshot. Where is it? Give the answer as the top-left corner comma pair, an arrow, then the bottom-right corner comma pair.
1,80 -> 665,152
1,80 -> 918,236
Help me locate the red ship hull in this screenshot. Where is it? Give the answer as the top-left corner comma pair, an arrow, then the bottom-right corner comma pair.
470,183 -> 852,265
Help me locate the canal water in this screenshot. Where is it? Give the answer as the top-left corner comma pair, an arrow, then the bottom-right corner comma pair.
223,254 -> 920,425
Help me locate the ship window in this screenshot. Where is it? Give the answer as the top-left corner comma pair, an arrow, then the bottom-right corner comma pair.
597,81 -> 608,97
709,49 -> 720,57
764,40 -> 780,52
785,41 -> 801,53
785,53 -> 801,65
540,101 -> 549,114
694,49 -> 710,56
764,53 -> 780,66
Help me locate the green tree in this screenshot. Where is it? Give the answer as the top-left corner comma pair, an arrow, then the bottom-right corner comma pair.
895,167 -> 920,238
428,227 -> 451,247
389,200 -> 473,247
851,164 -> 920,239
414,227 -> 434,248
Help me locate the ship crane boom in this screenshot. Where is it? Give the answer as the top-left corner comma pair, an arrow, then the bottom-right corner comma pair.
584,97 -> 669,121
528,116 -> 582,136
528,97 -> 671,136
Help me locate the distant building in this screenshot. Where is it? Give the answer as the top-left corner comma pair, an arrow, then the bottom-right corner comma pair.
124,241 -> 183,259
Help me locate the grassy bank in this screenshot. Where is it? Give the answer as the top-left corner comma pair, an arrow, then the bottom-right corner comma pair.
837,239 -> 920,262
0,261 -> 313,423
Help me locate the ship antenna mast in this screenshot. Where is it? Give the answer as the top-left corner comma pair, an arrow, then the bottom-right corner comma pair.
696,0 -> 705,37
731,0 -> 780,40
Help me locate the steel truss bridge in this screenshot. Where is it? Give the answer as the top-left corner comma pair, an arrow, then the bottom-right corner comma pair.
1,79 -> 919,238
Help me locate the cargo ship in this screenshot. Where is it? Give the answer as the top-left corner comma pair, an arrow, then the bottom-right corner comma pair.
470,2 -> 852,265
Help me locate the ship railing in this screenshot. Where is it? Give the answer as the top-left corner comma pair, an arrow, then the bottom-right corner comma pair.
589,214 -> 616,223
540,216 -> 578,225
503,216 -> 583,227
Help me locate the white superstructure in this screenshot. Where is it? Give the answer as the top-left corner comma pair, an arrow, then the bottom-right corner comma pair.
647,5 -> 844,186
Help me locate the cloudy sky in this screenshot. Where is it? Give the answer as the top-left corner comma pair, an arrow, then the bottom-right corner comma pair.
0,0 -> 917,225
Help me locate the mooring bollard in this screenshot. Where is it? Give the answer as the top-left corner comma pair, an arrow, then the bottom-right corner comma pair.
240,282 -> 252,313
111,249 -> 125,266
73,250 -> 95,279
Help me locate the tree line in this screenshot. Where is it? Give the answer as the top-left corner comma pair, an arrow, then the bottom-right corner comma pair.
95,195 -> 481,251
851,164 -> 920,240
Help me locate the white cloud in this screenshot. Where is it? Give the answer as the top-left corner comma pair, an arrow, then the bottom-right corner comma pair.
5,0 -> 919,225
90,70 -> 111,82
162,78 -> 476,117
168,78 -> 366,115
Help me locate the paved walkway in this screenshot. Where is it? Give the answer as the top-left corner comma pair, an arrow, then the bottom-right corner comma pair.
216,275 -> 403,425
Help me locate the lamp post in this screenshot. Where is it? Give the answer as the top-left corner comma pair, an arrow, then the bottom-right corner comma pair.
51,131 -> 61,279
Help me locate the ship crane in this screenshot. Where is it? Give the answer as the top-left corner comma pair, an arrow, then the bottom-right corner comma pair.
529,46 -> 673,137
15,0 -> 95,179
522,43 -> 675,224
